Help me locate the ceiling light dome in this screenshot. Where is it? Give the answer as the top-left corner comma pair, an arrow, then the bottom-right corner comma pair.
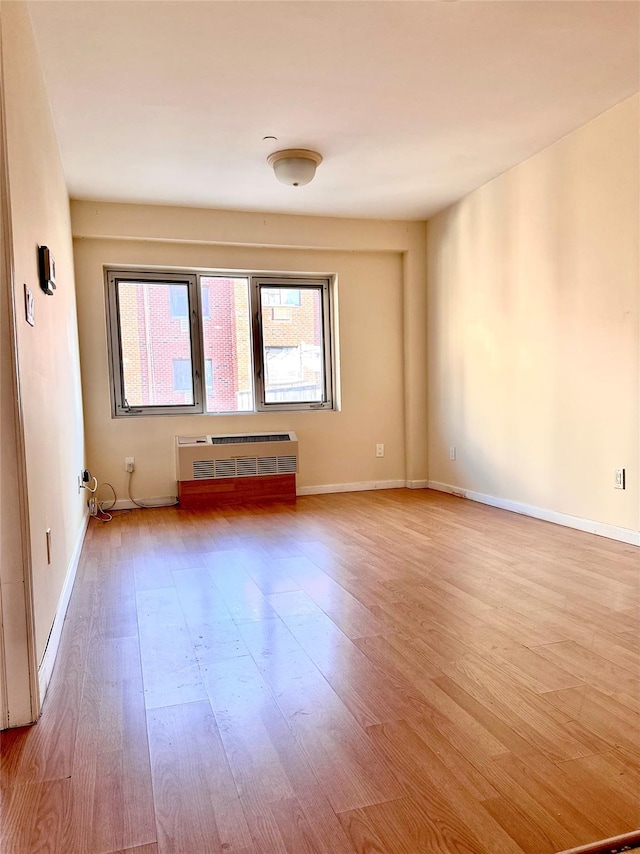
267,149 -> 322,187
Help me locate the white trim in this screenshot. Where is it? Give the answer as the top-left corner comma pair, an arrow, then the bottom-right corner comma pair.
427,480 -> 467,498
406,479 -> 429,490
427,481 -> 640,546
297,480 -> 406,496
110,497 -> 178,511
38,513 -> 90,703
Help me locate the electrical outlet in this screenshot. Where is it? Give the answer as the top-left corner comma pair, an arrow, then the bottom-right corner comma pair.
376,443 -> 384,458
615,468 -> 626,490
125,457 -> 135,472
449,446 -> 456,461
46,529 -> 52,564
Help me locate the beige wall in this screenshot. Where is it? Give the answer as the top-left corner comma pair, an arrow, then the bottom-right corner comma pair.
428,95 -> 639,534
2,1 -> 86,668
71,203 -> 428,500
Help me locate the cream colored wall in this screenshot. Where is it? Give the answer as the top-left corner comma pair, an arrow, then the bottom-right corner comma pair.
428,96 -> 639,533
71,204 -> 428,500
2,1 -> 86,666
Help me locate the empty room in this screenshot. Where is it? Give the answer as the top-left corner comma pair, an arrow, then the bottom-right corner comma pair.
0,2 -> 638,853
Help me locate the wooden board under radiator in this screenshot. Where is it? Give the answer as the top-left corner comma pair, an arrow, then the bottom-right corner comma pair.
178,474 -> 296,509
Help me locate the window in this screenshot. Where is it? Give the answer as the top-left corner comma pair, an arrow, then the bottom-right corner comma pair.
255,280 -> 330,407
205,359 -> 214,391
201,288 -> 211,319
106,270 -> 334,416
106,271 -> 202,416
170,284 -> 209,319
173,358 -> 210,394
265,346 -> 302,385
169,285 -> 188,318
200,276 -> 253,414
261,288 -> 301,307
172,359 -> 192,392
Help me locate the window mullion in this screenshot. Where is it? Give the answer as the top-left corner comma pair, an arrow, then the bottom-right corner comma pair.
250,276 -> 265,410
191,276 -> 205,413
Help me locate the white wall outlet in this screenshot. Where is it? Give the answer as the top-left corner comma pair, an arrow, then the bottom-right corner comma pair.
614,468 -> 626,490
125,457 -> 135,472
376,443 -> 384,458
449,446 -> 456,461
45,528 -> 52,564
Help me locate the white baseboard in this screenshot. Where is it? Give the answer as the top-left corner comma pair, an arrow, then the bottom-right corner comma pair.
427,481 -> 640,546
406,479 -> 429,490
38,512 -> 90,703
297,479 -> 406,496
427,480 -> 467,498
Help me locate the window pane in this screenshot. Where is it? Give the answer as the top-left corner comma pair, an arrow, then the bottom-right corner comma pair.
201,288 -> 210,318
117,280 -> 194,406
172,359 -> 192,391
170,285 -> 188,318
265,346 -> 302,384
201,276 -> 253,412
260,286 -> 324,403
280,288 -> 300,306
262,288 -> 281,307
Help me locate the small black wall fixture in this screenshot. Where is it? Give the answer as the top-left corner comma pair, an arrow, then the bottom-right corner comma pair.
38,245 -> 56,295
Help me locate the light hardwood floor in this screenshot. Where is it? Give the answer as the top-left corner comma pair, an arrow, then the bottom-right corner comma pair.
1,489 -> 638,854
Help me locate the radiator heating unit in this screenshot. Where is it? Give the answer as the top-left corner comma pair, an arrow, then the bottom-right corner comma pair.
176,432 -> 298,509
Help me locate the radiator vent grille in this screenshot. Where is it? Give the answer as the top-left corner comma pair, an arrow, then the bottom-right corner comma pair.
237,457 -> 258,477
210,433 -> 290,445
192,454 -> 297,480
277,455 -> 298,474
214,459 -> 236,479
193,460 -> 215,480
257,456 -> 278,475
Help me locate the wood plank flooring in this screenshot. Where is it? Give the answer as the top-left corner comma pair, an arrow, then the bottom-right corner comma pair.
1,489 -> 638,854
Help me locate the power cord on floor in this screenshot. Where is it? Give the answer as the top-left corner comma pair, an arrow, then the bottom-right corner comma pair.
127,470 -> 178,509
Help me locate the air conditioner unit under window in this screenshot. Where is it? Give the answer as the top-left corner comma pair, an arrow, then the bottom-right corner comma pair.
176,432 -> 298,508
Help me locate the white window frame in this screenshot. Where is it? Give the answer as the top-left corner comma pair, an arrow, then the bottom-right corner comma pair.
105,268 -> 335,417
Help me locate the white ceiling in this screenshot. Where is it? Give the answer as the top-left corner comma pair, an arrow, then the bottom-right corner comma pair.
27,1 -> 639,221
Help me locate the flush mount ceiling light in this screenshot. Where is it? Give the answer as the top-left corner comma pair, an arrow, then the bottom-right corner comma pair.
267,149 -> 323,187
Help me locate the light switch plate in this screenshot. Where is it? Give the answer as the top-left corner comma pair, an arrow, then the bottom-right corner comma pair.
24,284 -> 34,326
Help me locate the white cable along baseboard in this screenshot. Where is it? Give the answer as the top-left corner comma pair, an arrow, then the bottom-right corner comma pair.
428,480 -> 640,546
